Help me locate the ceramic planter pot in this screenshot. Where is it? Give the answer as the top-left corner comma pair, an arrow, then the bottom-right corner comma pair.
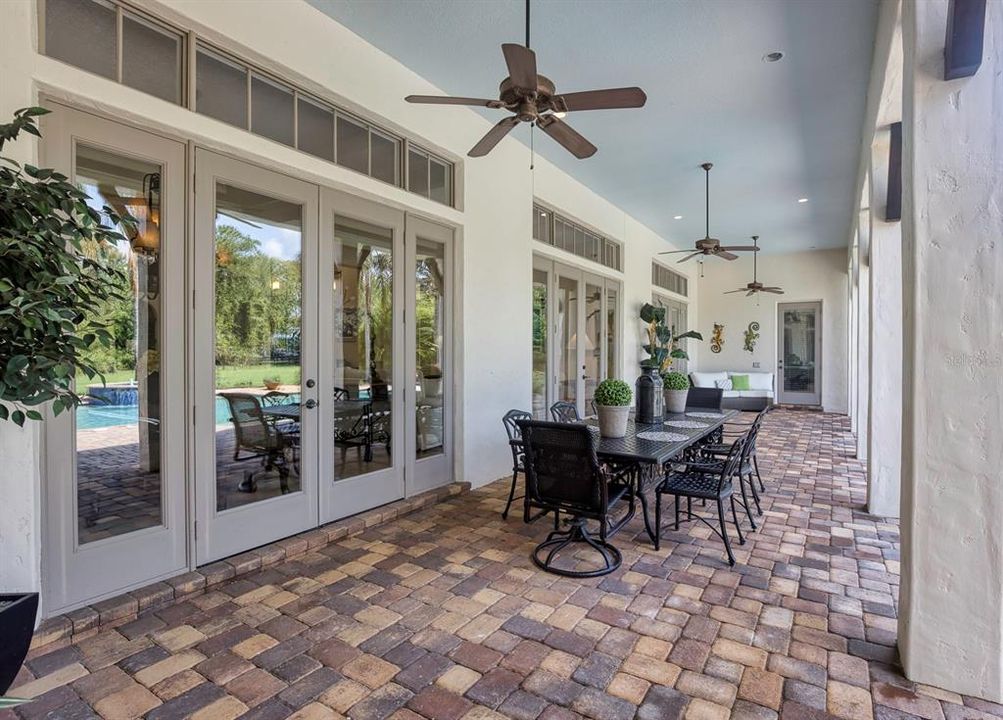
0,592 -> 38,694
665,388 -> 689,414
596,404 -> 630,438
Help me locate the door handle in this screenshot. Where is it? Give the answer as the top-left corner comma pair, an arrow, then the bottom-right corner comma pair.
303,399 -> 318,409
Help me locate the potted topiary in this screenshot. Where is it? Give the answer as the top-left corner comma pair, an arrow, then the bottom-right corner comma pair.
263,376 -> 282,391
594,379 -> 632,438
663,371 -> 690,414
1,107 -> 133,698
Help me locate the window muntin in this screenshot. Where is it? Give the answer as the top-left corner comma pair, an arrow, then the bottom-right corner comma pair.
532,204 -> 622,272
41,0 -> 455,206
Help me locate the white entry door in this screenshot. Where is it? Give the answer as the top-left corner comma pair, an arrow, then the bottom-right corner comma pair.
777,301 -> 823,405
41,105 -> 188,612
194,150 -> 320,563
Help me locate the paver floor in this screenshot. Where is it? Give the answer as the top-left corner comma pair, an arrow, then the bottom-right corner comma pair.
9,410 -> 1002,720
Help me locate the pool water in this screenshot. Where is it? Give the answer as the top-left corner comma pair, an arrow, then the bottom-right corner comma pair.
76,395 -> 301,430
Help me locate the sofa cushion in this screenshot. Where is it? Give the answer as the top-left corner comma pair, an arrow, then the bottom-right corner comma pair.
722,390 -> 740,398
737,390 -> 773,399
730,374 -> 751,390
691,371 -> 728,388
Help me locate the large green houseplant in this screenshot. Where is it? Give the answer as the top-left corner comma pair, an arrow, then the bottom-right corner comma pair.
0,107 -> 130,697
639,302 -> 703,415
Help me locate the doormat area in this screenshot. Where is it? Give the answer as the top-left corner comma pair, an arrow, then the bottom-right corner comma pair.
32,482 -> 470,652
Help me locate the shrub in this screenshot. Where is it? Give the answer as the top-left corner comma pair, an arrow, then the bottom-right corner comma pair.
662,371 -> 690,391
594,378 -> 632,407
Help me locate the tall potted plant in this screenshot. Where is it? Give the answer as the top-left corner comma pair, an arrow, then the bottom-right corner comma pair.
638,303 -> 702,422
0,107 -> 132,696
594,379 -> 632,438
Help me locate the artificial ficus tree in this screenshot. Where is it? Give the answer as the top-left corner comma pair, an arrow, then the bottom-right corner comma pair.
0,107 -> 131,426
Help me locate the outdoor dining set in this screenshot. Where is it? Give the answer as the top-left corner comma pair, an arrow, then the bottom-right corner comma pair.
502,389 -> 771,576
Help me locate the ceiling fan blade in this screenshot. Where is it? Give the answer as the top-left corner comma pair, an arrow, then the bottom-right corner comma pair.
406,95 -> 503,107
716,251 -> 739,260
468,116 -> 520,157
551,87 -> 647,112
537,115 -> 597,159
676,252 -> 703,264
723,289 -> 747,294
502,43 -> 538,92
658,249 -> 698,254
718,245 -> 760,252
763,288 -> 785,294
747,290 -> 756,297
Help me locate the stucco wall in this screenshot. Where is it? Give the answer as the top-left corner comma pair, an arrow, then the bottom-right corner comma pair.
898,0 -> 1003,702
0,0 -> 700,593
695,249 -> 848,413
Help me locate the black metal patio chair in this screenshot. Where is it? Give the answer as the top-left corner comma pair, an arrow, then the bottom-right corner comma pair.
686,387 -> 724,411
549,401 -> 580,423
501,409 -> 532,521
654,434 -> 747,565
517,419 -> 633,577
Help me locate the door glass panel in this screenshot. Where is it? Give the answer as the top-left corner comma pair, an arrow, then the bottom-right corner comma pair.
213,183 -> 303,511
606,286 -> 618,379
556,275 -> 578,405
45,0 -> 117,81
73,144 -> 163,544
783,309 -> 817,393
532,269 -> 549,419
332,216 -> 394,480
584,281 -> 602,406
122,13 -> 183,104
415,239 -> 445,459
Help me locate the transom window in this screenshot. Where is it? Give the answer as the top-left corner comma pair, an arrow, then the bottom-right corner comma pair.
533,204 -> 622,272
39,0 -> 454,206
652,261 -> 689,297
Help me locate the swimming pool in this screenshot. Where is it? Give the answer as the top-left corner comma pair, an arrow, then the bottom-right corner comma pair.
76,395 -> 301,430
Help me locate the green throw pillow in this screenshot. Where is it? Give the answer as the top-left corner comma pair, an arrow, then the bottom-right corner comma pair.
731,374 -> 751,390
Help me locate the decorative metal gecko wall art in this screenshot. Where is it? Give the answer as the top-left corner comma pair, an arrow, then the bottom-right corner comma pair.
711,324 -> 724,353
744,321 -> 760,353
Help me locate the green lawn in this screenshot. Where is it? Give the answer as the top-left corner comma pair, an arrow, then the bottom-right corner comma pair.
76,364 -> 301,391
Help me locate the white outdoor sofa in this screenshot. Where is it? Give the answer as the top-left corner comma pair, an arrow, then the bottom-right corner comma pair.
689,371 -> 775,411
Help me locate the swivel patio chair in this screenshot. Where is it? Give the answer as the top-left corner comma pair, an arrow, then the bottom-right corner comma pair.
549,401 -> 580,423
654,434 -> 747,566
221,392 -> 293,495
517,419 -> 632,577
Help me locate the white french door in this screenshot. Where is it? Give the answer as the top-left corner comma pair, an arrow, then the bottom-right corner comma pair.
194,150 -> 320,563
777,301 -> 823,405
318,191 -> 405,521
41,105 -> 188,612
534,257 -> 620,419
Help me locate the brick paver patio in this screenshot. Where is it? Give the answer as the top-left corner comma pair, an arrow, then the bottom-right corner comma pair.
8,410 -> 1002,720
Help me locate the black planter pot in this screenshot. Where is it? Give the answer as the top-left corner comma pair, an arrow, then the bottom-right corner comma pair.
0,593 -> 39,695
635,366 -> 664,424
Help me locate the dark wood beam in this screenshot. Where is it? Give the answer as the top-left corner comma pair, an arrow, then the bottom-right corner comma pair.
886,122 -> 902,222
945,0 -> 986,80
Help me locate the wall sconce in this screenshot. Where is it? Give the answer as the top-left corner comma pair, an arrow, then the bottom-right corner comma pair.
129,172 -> 161,259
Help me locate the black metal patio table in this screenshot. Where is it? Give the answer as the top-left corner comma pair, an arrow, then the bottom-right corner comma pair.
585,407 -> 740,545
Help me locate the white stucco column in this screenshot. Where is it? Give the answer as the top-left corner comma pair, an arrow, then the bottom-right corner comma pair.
866,130 -> 903,518
898,0 -> 1003,702
848,260 -> 858,433
854,219 -> 870,460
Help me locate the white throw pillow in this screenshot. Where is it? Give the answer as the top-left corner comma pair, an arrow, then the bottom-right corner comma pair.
714,378 -> 733,390
690,371 -> 728,388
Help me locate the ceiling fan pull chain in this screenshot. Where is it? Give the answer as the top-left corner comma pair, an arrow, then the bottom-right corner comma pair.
530,122 -> 535,171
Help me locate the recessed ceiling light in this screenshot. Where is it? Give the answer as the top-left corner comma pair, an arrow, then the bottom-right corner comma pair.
763,51 -> 784,63
798,197 -> 809,203
673,215 -> 683,220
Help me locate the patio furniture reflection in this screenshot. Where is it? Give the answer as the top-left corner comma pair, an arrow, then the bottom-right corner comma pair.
220,392 -> 294,495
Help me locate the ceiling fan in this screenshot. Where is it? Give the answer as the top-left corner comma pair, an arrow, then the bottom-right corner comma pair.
659,163 -> 761,263
404,0 -> 646,159
724,236 -> 784,296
